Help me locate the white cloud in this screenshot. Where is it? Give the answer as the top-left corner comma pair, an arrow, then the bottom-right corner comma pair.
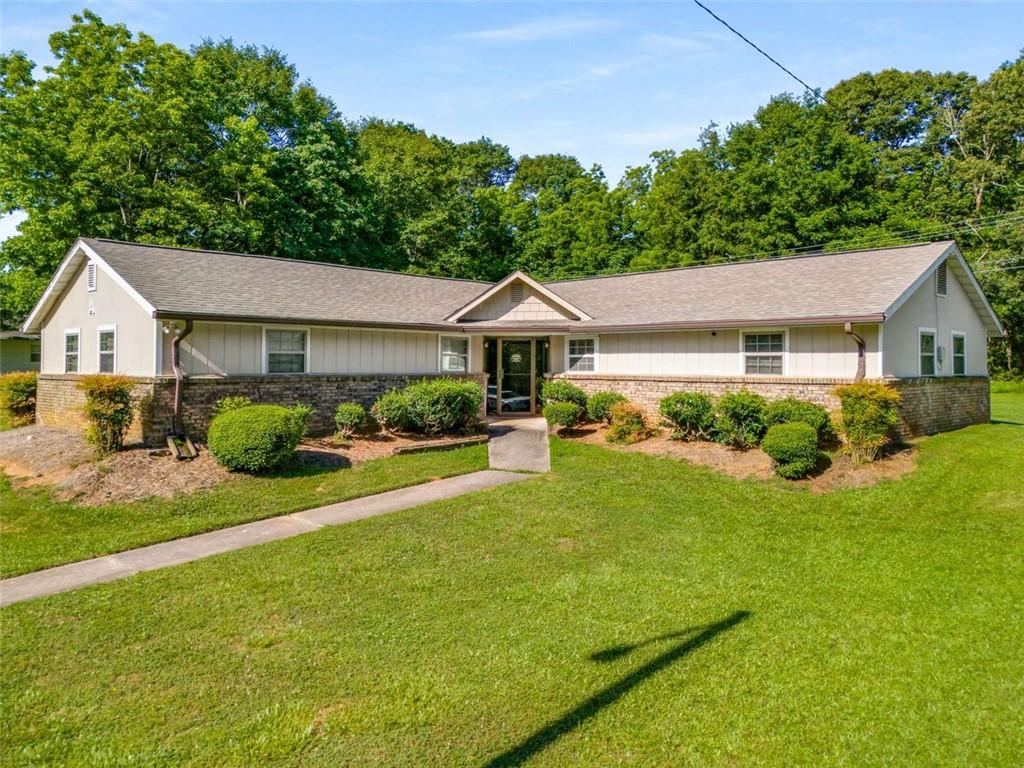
459,16 -> 620,43
640,33 -> 710,52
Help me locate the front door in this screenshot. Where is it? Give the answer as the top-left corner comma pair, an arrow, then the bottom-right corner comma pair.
498,339 -> 534,415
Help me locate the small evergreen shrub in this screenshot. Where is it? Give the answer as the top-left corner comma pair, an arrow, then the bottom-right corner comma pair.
540,379 -> 588,410
77,374 -> 136,452
606,403 -> 652,445
289,403 -> 315,439
762,422 -> 819,479
714,389 -> 766,450
404,378 -> 483,434
544,401 -> 582,432
372,389 -> 413,433
834,381 -> 901,463
334,402 -> 366,438
764,397 -> 833,444
586,391 -> 627,424
0,371 -> 37,427
659,391 -> 714,441
212,395 -> 253,418
208,404 -> 303,472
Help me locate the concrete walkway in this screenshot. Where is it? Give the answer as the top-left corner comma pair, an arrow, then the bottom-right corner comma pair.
0,470 -> 529,607
487,417 -> 552,473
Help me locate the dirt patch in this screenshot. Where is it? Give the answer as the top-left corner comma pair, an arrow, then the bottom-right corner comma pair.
803,447 -> 917,494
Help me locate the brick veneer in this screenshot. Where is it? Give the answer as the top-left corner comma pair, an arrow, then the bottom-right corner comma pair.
554,373 -> 990,438
37,373 -> 487,445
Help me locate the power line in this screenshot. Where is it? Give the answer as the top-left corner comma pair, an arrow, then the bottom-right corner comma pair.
691,0 -> 825,103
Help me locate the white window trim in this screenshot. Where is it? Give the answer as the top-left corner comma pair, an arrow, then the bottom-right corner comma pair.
739,328 -> 788,376
438,334 -> 471,374
261,326 -> 311,375
97,324 -> 117,374
565,335 -> 599,374
918,326 -> 937,377
63,328 -> 81,374
951,330 -> 966,376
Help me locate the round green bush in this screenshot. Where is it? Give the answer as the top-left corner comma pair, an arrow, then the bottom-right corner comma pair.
540,379 -> 588,410
208,405 -> 303,473
586,391 -> 627,424
334,402 -> 366,437
659,391 -> 714,441
714,389 -> 767,450
371,389 -> 413,433
212,395 -> 253,419
762,422 -> 819,479
404,378 -> 483,434
543,401 -> 582,431
606,402 -> 651,445
834,381 -> 901,463
764,397 -> 833,443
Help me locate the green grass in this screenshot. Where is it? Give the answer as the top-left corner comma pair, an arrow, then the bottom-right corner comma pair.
0,445 -> 488,578
1,391 -> 1022,766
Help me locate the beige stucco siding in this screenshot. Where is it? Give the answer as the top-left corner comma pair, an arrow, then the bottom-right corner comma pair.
40,261 -> 157,375
464,284 -> 573,322
883,266 -> 988,377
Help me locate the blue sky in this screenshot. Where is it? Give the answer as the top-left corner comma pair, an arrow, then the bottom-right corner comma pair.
1,1 -> 1022,240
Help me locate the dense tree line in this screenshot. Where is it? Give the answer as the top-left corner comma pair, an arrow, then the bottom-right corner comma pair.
2,12 -> 1022,371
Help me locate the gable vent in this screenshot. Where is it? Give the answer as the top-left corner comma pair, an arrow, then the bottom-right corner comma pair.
86,262 -> 97,292
936,261 -> 947,296
510,283 -> 525,304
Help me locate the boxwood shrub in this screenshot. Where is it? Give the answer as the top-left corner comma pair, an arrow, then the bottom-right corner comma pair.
834,381 -> 901,463
539,379 -> 588,410
77,374 -> 136,452
606,402 -> 652,445
404,378 -> 483,435
372,389 -> 413,433
586,391 -> 627,424
208,404 -> 303,473
0,371 -> 37,427
714,389 -> 766,450
543,401 -> 582,432
334,402 -> 366,438
764,397 -> 833,444
762,422 -> 819,479
659,391 -> 714,441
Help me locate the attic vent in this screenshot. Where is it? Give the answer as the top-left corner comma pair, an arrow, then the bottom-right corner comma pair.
936,261 -> 947,296
510,283 -> 525,304
86,262 -> 97,292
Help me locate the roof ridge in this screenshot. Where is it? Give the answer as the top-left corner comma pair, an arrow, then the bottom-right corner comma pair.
85,238 -> 494,286
543,240 -> 953,285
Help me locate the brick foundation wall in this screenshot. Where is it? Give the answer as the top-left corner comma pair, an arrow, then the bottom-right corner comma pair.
554,373 -> 990,438
36,374 -> 161,446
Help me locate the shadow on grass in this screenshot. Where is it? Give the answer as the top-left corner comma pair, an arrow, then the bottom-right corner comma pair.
991,419 -> 1023,426
483,610 -> 751,768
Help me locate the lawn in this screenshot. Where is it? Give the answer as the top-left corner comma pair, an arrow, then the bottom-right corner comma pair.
1,389 -> 1022,766
0,445 -> 488,578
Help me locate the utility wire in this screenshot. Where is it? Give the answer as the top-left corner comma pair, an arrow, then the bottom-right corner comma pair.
691,0 -> 825,103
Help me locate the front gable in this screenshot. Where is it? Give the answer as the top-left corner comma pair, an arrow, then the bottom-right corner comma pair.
445,271 -> 591,324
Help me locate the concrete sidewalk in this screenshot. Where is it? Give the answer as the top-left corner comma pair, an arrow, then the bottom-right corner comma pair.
488,417 -> 551,473
0,469 -> 529,607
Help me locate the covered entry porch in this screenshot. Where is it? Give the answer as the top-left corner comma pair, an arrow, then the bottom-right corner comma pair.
481,336 -> 553,416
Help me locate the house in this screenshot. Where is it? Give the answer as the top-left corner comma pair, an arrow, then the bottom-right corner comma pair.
22,238 -> 1002,443
0,331 -> 41,374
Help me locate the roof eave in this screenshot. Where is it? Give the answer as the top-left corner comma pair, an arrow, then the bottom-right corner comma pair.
152,310 -> 454,333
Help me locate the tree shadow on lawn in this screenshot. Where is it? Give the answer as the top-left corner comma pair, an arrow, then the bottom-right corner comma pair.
483,610 -> 751,768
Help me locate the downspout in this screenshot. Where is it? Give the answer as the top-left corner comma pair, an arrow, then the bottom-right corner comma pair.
844,322 -> 866,383
170,320 -> 194,435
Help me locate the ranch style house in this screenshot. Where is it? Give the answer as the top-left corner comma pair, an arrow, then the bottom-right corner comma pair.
22,238 -> 1002,444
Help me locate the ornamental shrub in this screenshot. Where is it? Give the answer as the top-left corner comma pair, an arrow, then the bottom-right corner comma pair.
0,371 -> 37,427
834,381 -> 901,463
762,422 -> 819,479
539,379 -> 588,410
208,405 -> 303,472
543,401 -> 582,432
586,391 -> 627,424
372,389 -> 413,433
289,403 -> 315,439
659,391 -> 715,441
606,402 -> 652,445
77,375 -> 136,452
764,397 -> 834,444
212,395 -> 253,418
334,402 -> 366,438
404,378 -> 483,434
714,389 -> 767,450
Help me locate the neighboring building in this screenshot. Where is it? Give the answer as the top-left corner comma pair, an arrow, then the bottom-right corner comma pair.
0,331 -> 41,374
22,238 -> 1002,443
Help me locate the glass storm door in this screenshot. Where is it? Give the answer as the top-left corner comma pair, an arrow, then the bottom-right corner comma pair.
499,339 -> 534,415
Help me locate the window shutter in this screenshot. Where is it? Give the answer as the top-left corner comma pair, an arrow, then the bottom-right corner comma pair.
936,262 -> 947,296
86,262 -> 97,291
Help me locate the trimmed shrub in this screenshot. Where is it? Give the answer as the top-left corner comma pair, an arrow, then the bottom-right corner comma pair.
208,404 -> 302,472
606,402 -> 652,445
540,379 -> 588,410
544,401 -> 582,432
289,403 -> 314,439
834,381 -> 901,463
77,375 -> 136,452
714,389 -> 766,450
659,391 -> 714,441
404,378 -> 483,435
212,395 -> 253,419
334,402 -> 366,438
372,389 -> 413,433
586,391 -> 627,424
0,371 -> 37,427
764,397 -> 833,444
762,422 -> 819,479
